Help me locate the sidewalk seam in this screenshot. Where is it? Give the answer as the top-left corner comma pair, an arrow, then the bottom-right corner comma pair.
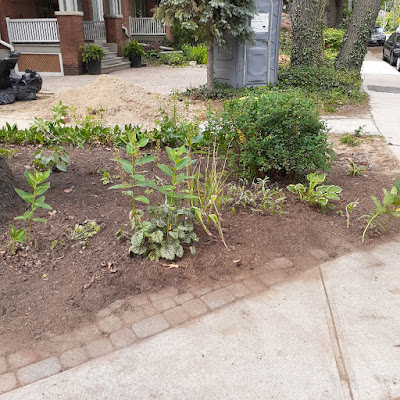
319,266 -> 355,400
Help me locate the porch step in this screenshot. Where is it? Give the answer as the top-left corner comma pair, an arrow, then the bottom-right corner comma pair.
102,56 -> 126,67
101,61 -> 130,74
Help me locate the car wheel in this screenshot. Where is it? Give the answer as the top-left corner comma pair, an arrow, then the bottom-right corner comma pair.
397,57 -> 400,71
390,52 -> 396,66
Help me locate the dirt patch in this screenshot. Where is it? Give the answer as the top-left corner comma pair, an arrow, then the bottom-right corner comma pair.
0,75 -> 206,129
1,134 -> 400,356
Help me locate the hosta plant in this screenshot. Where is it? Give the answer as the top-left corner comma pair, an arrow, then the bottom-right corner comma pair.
287,173 -> 341,212
129,204 -> 198,261
360,179 -> 400,242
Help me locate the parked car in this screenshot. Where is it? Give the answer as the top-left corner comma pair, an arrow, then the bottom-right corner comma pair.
382,32 -> 400,66
369,27 -> 386,46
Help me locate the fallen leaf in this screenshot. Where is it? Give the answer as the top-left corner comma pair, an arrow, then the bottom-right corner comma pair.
101,261 -> 118,273
48,210 -> 57,216
160,263 -> 180,269
64,186 -> 75,193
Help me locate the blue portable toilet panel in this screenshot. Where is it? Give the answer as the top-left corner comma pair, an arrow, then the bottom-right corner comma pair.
214,0 -> 282,88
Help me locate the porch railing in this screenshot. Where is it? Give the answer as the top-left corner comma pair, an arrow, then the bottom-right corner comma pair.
129,17 -> 165,36
6,18 -> 60,43
83,21 -> 106,41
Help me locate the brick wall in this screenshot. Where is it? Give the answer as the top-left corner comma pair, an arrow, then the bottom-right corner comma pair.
105,16 -> 124,56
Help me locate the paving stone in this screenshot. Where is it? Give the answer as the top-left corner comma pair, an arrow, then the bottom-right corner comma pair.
48,332 -> 81,353
153,298 -> 176,312
121,309 -> 146,325
181,299 -> 208,318
8,350 -> 38,370
86,338 -> 113,359
242,277 -> 266,293
173,292 -> 194,305
191,286 -> 213,297
200,288 -> 235,310
132,315 -> 170,339
226,282 -> 251,299
142,304 -> 158,317
0,373 -> 17,394
258,271 -> 291,287
126,293 -> 149,307
73,324 -> 102,344
60,347 -> 88,369
17,357 -> 61,386
233,271 -> 251,282
96,307 -> 112,319
266,257 -> 294,271
310,249 -> 330,261
0,357 -> 7,374
109,299 -> 126,312
97,315 -> 123,334
163,307 -> 190,326
110,328 -> 136,349
148,287 -> 178,302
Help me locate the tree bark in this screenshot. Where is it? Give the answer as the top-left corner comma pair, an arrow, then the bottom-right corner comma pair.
325,0 -> 345,27
335,0 -> 381,70
0,157 -> 22,227
291,0 -> 326,67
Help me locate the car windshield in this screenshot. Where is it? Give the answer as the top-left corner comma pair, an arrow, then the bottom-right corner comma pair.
374,27 -> 384,33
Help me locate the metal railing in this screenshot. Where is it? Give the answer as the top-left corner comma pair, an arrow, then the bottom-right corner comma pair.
83,21 -> 106,41
129,17 -> 165,36
6,17 -> 60,43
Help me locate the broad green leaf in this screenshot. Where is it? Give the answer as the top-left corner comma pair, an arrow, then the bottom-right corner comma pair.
109,183 -> 130,190
24,170 -> 35,187
148,230 -> 163,244
15,188 -> 34,203
190,246 -> 196,255
134,195 -> 150,204
119,159 -> 133,175
175,244 -> 184,258
166,147 -> 175,162
371,196 -> 381,208
176,157 -> 191,170
131,232 -> 144,247
136,155 -> 156,165
160,243 -> 176,260
176,145 -> 186,157
138,137 -> 149,148
126,142 -> 135,156
15,210 -> 33,220
175,193 -> 198,200
35,196 -> 52,210
36,182 -> 50,196
132,174 -> 146,182
176,173 -> 193,184
38,169 -> 51,183
33,217 -> 47,223
157,163 -> 174,177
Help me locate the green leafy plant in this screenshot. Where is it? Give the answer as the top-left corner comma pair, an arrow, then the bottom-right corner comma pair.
228,177 -> 286,216
109,128 -> 155,232
348,161 -> 366,176
0,148 -> 17,158
159,52 -> 186,66
99,169 -> 119,185
8,225 -> 26,253
354,125 -> 365,137
182,44 -> 207,64
345,200 -> 359,229
14,169 -> 52,242
287,173 -> 342,212
207,90 -> 335,180
33,145 -> 70,172
340,134 -> 360,147
360,179 -> 400,242
81,43 -> 104,62
123,38 -> 145,59
68,220 -> 100,249
129,205 -> 198,261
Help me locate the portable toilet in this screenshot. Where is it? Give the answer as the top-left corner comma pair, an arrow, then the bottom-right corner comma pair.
214,0 -> 283,88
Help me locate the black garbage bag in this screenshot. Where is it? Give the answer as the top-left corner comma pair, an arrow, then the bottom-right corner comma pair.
0,53 -> 21,89
0,87 -> 16,105
22,70 -> 42,93
9,73 -> 22,85
12,81 -> 36,101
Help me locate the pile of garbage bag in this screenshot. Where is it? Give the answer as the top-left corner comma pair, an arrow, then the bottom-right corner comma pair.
0,53 -> 43,105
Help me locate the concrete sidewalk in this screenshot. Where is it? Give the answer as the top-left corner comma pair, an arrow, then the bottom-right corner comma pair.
1,237 -> 399,400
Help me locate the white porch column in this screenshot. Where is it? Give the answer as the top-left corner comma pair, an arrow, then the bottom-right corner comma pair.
106,0 -> 122,18
58,0 -> 82,12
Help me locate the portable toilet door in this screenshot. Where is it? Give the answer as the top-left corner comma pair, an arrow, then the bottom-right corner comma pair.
213,0 -> 282,88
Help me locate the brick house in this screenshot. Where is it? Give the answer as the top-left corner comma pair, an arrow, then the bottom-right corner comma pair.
0,0 -> 170,75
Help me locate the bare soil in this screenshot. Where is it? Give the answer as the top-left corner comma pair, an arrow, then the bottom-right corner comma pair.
1,134 -> 400,356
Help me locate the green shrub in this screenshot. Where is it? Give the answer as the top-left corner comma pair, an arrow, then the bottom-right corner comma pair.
170,21 -> 205,50
205,90 -> 335,180
323,28 -> 344,52
81,43 -> 104,62
184,81 -> 247,100
159,52 -> 186,66
182,44 -> 207,64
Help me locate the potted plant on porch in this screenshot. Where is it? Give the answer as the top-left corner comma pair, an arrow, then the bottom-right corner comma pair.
123,38 -> 145,68
82,43 -> 104,75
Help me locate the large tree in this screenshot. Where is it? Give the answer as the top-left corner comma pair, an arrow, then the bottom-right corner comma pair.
290,0 -> 326,67
155,0 -> 257,90
335,0 -> 381,70
0,157 -> 21,227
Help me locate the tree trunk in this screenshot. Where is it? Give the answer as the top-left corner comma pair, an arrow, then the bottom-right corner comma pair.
335,0 -> 381,70
325,0 -> 345,27
0,157 -> 22,227
206,43 -> 214,91
291,0 -> 326,67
